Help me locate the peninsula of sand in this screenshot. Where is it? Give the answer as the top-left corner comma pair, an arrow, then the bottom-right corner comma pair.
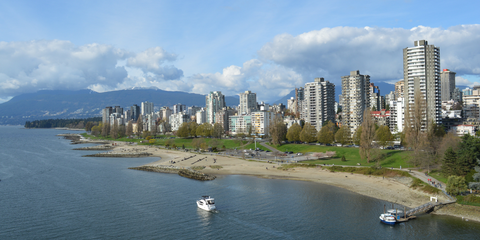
66,134 -> 480,222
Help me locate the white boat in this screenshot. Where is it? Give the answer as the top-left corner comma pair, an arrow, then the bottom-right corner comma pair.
197,196 -> 216,211
379,209 -> 403,225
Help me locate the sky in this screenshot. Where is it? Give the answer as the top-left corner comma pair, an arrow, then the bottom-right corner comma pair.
1,0 -> 480,104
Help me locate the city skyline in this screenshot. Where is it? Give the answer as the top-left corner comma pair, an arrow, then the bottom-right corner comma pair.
1,1 -> 480,104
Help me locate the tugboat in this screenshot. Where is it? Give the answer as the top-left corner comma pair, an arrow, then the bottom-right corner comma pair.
197,196 -> 216,211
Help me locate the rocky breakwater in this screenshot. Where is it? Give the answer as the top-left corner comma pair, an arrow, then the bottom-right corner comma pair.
129,165 -> 216,181
82,152 -> 153,157
74,145 -> 115,150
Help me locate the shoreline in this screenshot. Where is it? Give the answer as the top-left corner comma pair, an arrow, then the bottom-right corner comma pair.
76,136 -> 480,222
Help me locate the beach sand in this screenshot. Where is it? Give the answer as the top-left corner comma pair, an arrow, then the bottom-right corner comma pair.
107,141 -> 446,209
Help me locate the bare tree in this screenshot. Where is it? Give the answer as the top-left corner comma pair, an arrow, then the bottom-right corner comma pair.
404,89 -> 427,167
136,115 -> 143,135
101,122 -> 110,138
110,121 -> 119,139
269,115 -> 287,145
126,120 -> 133,137
360,109 -> 376,163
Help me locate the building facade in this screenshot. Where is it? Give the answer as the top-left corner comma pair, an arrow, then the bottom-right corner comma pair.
403,40 -> 441,130
303,77 -> 336,130
341,70 -> 371,137
441,69 -> 456,101
141,101 -> 154,115
239,90 -> 257,114
206,91 -> 226,124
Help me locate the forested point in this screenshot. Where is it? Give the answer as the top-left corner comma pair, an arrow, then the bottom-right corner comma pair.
24,117 -> 102,129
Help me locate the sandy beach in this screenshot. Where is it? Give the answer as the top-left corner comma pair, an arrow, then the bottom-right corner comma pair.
105,140 -> 447,209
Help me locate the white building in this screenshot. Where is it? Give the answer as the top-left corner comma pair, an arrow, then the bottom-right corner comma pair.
450,125 -> 476,136
303,77 -> 335,130
141,101 -> 154,115
341,70 -> 370,136
206,91 -> 226,124
403,40 -> 441,129
239,90 -> 257,114
169,112 -> 190,131
251,111 -> 276,136
196,109 -> 206,124
229,115 -> 252,135
389,98 -> 405,134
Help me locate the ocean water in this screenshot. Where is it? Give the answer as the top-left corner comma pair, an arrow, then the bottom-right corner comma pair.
1,126 -> 480,239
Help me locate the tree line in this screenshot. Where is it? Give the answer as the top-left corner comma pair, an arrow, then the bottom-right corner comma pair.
24,117 -> 102,129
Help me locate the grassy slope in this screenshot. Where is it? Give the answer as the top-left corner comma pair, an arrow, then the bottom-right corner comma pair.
268,143 -> 410,168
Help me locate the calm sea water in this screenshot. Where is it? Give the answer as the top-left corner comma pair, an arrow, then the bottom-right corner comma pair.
1,126 -> 480,239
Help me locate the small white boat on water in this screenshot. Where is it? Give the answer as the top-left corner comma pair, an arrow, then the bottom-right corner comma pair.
379,209 -> 403,225
197,196 -> 216,211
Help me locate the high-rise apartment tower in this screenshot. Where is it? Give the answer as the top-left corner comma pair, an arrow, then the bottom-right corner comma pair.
441,69 -> 456,101
403,40 -> 441,129
341,70 -> 371,136
303,78 -> 335,130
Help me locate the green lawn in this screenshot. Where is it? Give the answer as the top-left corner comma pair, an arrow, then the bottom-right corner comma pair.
267,143 -> 410,168
428,169 -> 448,184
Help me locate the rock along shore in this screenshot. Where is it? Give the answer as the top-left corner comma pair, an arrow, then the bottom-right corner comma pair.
82,152 -> 153,157
129,165 -> 216,181
73,145 -> 115,150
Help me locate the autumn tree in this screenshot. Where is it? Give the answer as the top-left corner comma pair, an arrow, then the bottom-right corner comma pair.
317,121 -> 335,144
375,125 -> 393,148
269,115 -> 287,145
192,138 -> 206,150
335,125 -> 349,145
286,123 -> 302,142
300,123 -> 317,143
359,109 -> 376,163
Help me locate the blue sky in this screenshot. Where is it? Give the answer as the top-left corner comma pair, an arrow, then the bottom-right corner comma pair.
1,0 -> 479,103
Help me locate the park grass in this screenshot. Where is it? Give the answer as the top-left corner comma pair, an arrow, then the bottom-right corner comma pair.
410,178 -> 441,194
267,143 -> 410,168
427,169 -> 448,184
457,195 -> 480,207
326,165 -> 411,177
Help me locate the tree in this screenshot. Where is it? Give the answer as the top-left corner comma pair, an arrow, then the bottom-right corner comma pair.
375,125 -> 393,148
110,121 -> 119,139
212,123 -> 224,138
469,159 -> 480,190
177,122 -> 190,138
118,125 -> 126,138
85,122 -> 95,132
299,123 -> 317,143
286,123 -> 302,142
446,175 -> 468,196
442,147 -> 457,177
142,131 -> 151,139
269,115 -> 287,145
126,120 -> 133,137
165,139 -> 174,147
422,122 -> 446,172
455,134 -> 480,176
197,123 -> 212,137
360,109 -> 376,163
353,126 -> 362,145
317,121 -> 335,144
341,155 -> 346,162
335,125 -> 349,145
192,138 -> 206,150
404,89 -> 428,167
136,115 -> 143,135
189,122 -> 198,137
101,122 -> 110,138
209,138 -> 221,149
91,124 -> 102,137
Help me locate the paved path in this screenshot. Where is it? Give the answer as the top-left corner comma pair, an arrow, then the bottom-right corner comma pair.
259,142 -> 281,153
403,169 -> 446,191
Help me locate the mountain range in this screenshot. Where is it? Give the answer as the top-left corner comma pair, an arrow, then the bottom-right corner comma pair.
0,89 -> 240,125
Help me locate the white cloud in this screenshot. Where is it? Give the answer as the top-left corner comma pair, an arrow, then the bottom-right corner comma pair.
456,76 -> 473,87
0,40 -> 184,100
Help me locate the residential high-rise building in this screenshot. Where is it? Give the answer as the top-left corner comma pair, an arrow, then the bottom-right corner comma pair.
385,91 -> 396,108
295,87 -> 305,117
172,103 -> 186,114
395,80 -> 404,100
403,40 -> 441,129
102,107 -> 113,123
303,77 -> 335,130
369,83 -> 381,111
441,69 -> 456,101
130,104 -> 140,121
239,90 -> 257,114
141,101 -> 154,115
206,91 -> 226,124
452,87 -> 463,102
341,70 -> 371,136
